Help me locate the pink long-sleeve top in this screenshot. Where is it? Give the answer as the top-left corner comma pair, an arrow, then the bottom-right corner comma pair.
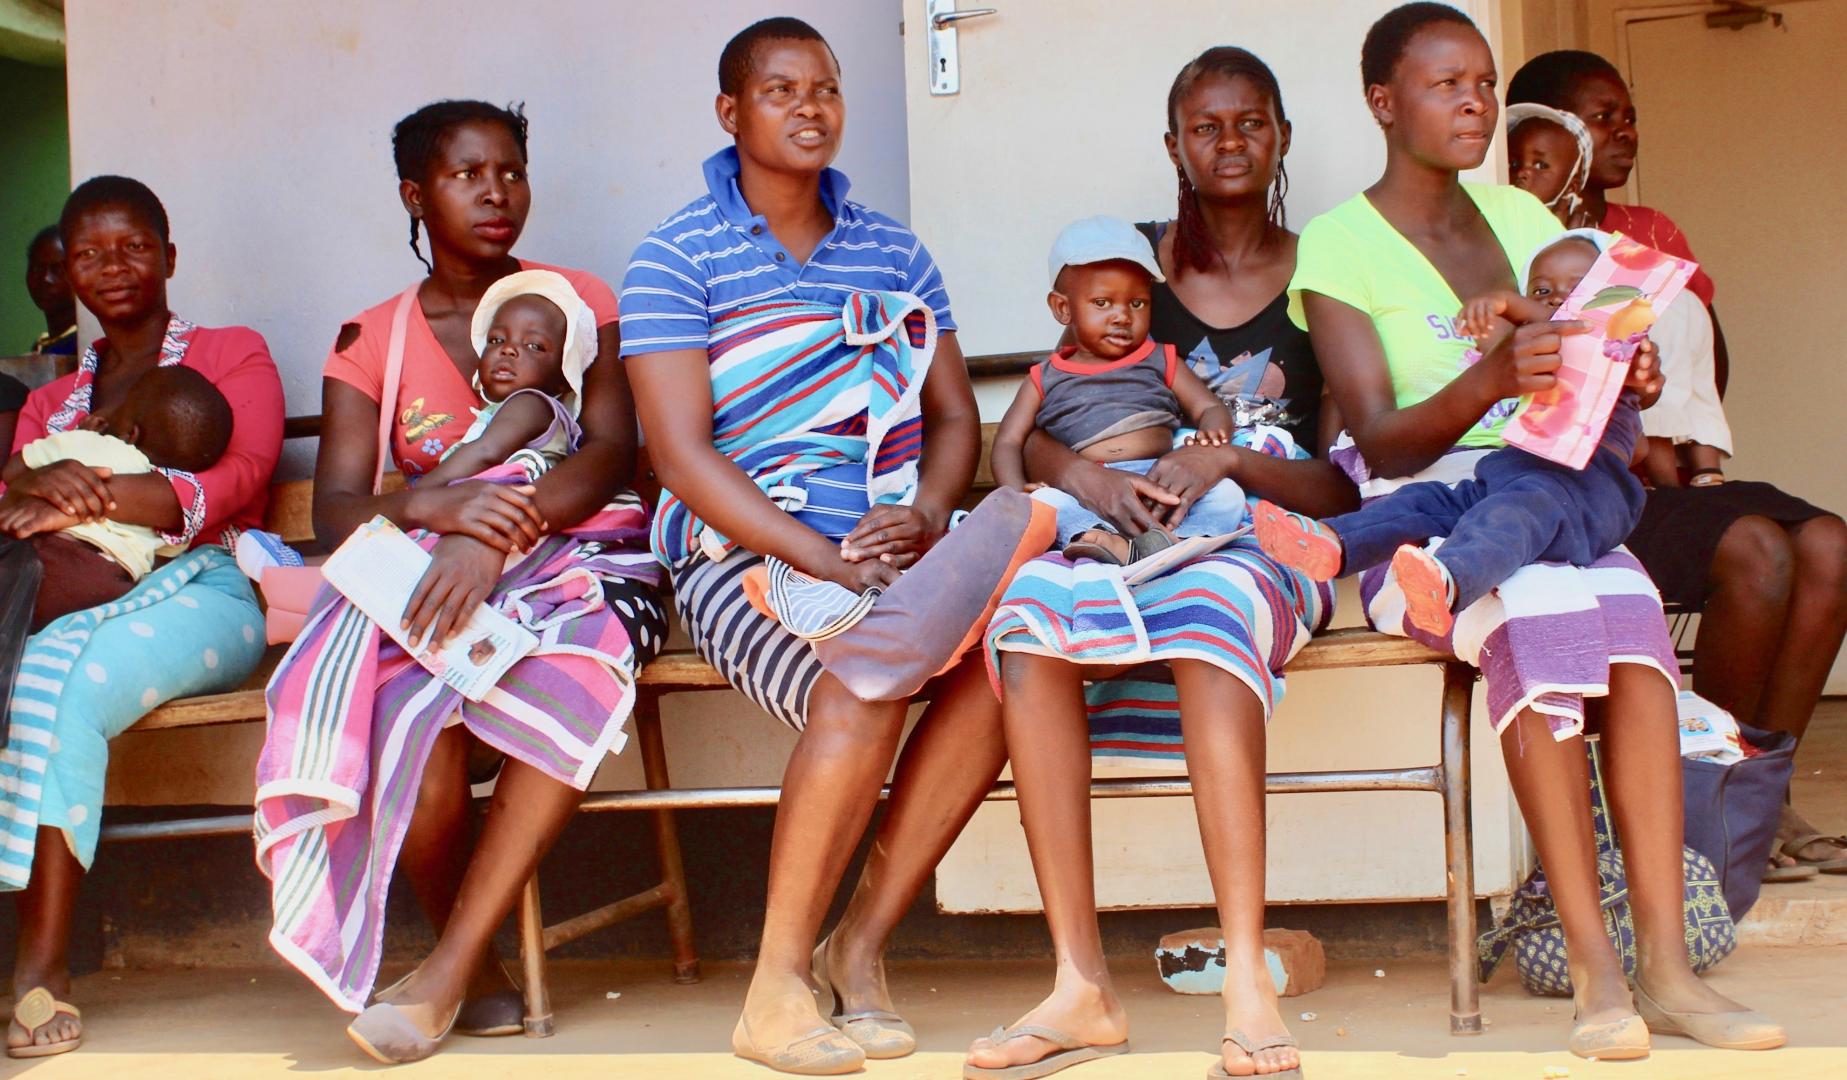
10,322 -> 286,548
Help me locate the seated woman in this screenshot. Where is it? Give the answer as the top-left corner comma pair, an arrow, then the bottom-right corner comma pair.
967,47 -> 1355,1080
253,100 -> 665,1065
622,19 -> 1051,1076
1299,4 -> 1781,1059
2,176 -> 284,1059
1510,48 -> 1847,881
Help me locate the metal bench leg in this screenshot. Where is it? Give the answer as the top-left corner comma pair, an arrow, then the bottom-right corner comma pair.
518,874 -> 555,1036
1441,662 -> 1482,1035
637,694 -> 701,983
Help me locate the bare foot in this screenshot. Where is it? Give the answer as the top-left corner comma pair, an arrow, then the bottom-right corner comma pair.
1218,964 -> 1298,1076
964,979 -> 1128,1071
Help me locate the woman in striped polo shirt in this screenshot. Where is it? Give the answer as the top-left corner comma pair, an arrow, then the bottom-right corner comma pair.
621,17 -> 1033,1076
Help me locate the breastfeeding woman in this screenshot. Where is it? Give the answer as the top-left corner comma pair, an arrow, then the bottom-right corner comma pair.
3,176 -> 283,1058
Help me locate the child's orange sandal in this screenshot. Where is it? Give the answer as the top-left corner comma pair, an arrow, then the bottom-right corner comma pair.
8,987 -> 82,1059
1252,501 -> 1342,580
1391,545 -> 1455,638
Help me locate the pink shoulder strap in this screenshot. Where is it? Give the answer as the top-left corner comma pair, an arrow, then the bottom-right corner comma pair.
374,286 -> 418,494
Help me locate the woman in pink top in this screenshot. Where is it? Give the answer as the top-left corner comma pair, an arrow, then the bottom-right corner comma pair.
2,175 -> 283,1059
258,100 -> 664,1065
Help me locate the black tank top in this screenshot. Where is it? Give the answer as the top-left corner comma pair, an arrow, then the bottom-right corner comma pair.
1136,221 -> 1324,454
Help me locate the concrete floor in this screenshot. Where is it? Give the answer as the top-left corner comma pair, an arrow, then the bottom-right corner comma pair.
10,704 -> 1843,1078
7,944 -> 1844,1079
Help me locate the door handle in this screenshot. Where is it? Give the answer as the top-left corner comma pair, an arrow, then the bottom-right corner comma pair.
933,7 -> 997,28
926,1 -> 997,96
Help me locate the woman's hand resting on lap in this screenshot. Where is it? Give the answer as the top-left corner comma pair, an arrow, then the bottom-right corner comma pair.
1144,444 -> 1232,530
401,533 -> 506,648
840,503 -> 946,568
1052,457 -> 1181,538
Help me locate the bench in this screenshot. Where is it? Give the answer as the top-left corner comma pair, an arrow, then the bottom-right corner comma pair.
100,419 -> 1486,1037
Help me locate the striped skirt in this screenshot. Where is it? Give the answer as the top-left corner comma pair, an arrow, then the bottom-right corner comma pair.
255,534 -> 664,1010
987,538 -> 1336,769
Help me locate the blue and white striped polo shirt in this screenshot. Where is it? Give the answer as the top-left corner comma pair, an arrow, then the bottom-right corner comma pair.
619,147 -> 955,356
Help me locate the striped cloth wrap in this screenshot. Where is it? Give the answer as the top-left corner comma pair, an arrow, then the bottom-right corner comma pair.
255,503 -> 658,1012
651,291 -> 938,567
1331,437 -> 1678,740
986,426 -> 1337,768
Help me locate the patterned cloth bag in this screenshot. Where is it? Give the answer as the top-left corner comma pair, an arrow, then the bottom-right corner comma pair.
1477,738 -> 1736,996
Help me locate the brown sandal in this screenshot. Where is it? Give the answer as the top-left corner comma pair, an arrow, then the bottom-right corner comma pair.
7,987 -> 82,1059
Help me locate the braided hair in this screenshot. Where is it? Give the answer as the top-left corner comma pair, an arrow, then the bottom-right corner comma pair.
390,99 -> 529,273
1360,2 -> 1477,91
1165,47 -> 1290,278
1507,50 -> 1624,109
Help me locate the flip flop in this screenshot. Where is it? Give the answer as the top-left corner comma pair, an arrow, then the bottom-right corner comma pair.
1762,852 -> 1820,883
963,1023 -> 1129,1079
7,987 -> 81,1059
1208,1028 -> 1302,1079
811,938 -> 915,1059
1782,833 -> 1847,873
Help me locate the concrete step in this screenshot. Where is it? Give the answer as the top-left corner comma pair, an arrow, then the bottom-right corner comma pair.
1736,870 -> 1847,946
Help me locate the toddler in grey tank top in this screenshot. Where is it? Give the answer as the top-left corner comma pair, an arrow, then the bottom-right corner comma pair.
991,216 -> 1249,567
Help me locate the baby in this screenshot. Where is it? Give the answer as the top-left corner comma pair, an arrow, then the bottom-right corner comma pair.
4,365 -> 232,630
417,268 -> 597,488
993,216 -> 1243,566
1254,231 -> 1651,636
1507,103 -> 1593,226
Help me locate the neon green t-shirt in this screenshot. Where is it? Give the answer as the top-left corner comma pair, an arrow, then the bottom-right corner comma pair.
1288,183 -> 1561,450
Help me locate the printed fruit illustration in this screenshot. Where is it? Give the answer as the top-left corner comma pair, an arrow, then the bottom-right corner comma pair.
1604,296 -> 1657,340
1607,238 -> 1665,271
1519,381 -> 1577,436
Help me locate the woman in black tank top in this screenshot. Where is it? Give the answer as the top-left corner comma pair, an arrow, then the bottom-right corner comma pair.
967,48 -> 1355,1080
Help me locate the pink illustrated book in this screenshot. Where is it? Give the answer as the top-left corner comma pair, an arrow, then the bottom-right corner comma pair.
1504,236 -> 1698,470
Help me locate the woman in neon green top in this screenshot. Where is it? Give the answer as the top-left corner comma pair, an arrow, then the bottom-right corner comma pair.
1293,3 -> 1782,1062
